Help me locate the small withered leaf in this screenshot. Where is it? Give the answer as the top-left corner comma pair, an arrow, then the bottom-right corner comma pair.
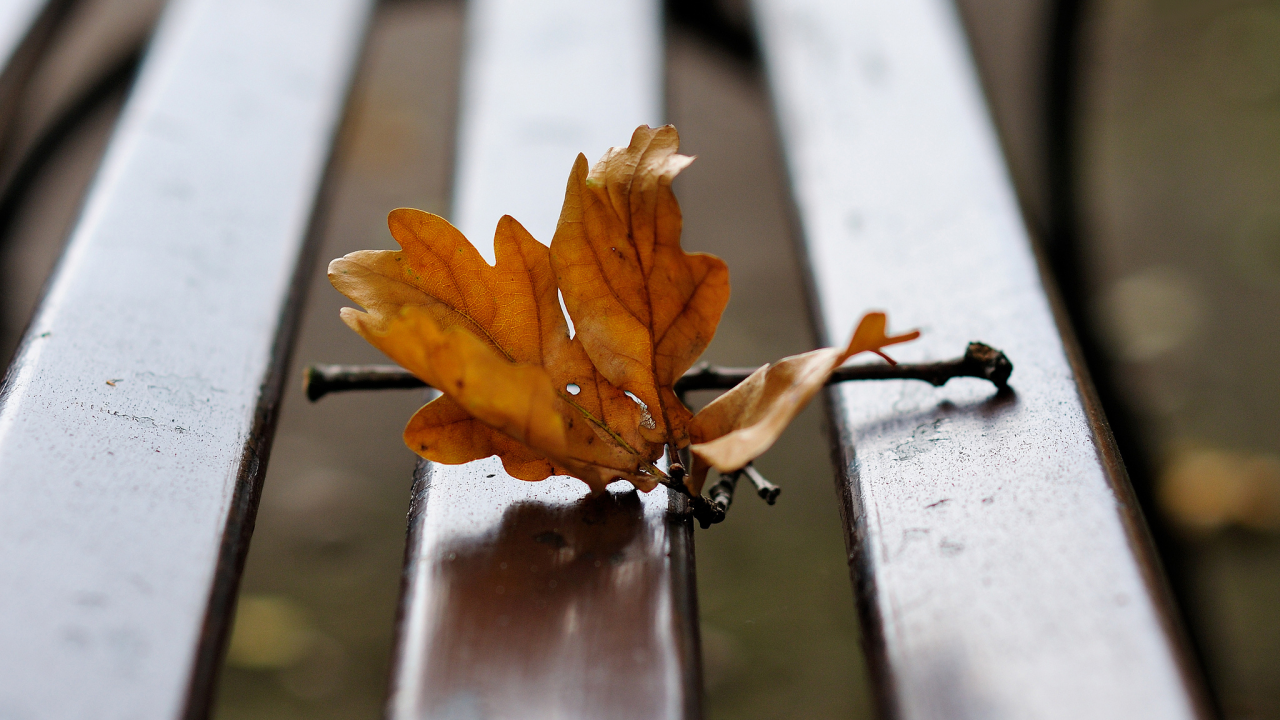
686,313 -> 919,494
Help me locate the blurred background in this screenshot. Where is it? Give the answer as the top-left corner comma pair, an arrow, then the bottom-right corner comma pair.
1,0 -> 1277,717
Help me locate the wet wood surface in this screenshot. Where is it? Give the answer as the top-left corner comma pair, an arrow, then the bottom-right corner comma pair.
385,1 -> 702,719
752,0 -> 1212,718
0,0 -> 372,716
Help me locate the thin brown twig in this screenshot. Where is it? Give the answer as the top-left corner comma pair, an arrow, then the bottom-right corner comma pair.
674,342 -> 1012,396
693,463 -> 779,528
702,470 -> 738,529
303,341 -> 1012,401
742,464 -> 781,505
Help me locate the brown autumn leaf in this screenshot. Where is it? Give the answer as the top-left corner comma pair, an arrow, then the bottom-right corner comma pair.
686,313 -> 919,494
330,123 -> 918,499
551,125 -> 730,451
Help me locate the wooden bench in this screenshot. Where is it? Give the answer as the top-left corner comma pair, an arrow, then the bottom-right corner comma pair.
0,0 -> 1210,718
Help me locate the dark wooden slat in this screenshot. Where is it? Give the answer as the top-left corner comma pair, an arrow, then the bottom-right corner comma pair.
386,1 -> 702,718
751,0 -> 1212,718
0,0 -> 373,717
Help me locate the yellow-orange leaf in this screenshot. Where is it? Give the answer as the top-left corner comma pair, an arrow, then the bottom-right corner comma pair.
551,125 -> 730,450
330,210 -> 662,492
687,313 -> 919,493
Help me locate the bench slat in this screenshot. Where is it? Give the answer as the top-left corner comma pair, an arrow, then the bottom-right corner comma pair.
386,2 -> 701,718
0,0 -> 372,716
751,0 -> 1210,717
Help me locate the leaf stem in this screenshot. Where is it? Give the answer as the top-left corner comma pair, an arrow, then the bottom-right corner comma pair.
692,463 -> 779,528
703,471 -> 737,528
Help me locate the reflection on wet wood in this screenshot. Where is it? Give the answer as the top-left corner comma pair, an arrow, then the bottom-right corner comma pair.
390,458 -> 698,720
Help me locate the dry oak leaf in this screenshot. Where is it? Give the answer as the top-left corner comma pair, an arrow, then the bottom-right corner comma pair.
330,209 -> 664,493
551,125 -> 730,451
329,122 -> 915,500
687,312 -> 919,494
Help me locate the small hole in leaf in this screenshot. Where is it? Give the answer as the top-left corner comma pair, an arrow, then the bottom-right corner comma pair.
566,383 -> 581,395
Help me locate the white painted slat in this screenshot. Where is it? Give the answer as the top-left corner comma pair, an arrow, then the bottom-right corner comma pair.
387,2 -> 701,718
450,0 -> 662,251
751,0 -> 1210,718
0,0 -> 373,716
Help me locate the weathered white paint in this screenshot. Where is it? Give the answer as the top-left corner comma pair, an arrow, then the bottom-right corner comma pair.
0,0 -> 372,716
752,0 -> 1208,717
450,0 -> 662,255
